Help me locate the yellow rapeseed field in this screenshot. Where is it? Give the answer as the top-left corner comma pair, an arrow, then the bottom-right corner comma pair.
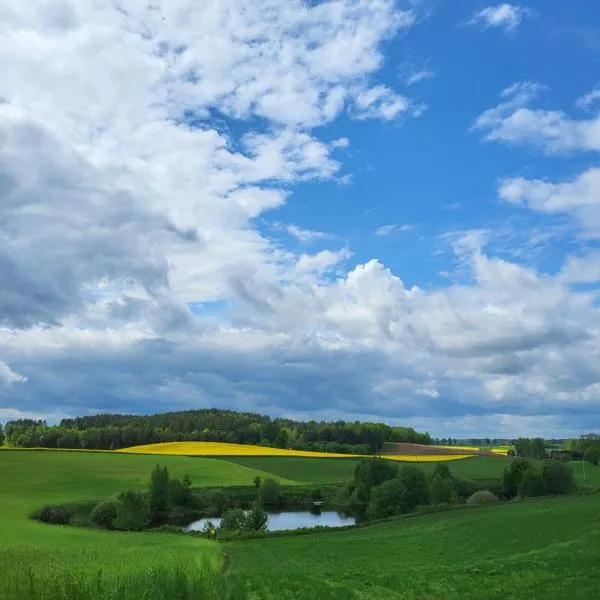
0,442 -> 508,460
120,441 -> 478,462
490,448 -> 510,456
119,441 -> 358,458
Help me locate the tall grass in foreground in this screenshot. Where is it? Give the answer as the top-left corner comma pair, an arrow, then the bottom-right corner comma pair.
0,550 -> 247,600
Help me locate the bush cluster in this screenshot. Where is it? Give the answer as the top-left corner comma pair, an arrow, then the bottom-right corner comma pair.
339,458 -> 459,521
501,459 -> 575,500
38,504 -> 73,525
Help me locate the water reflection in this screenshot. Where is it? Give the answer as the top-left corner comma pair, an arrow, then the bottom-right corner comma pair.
183,509 -> 355,532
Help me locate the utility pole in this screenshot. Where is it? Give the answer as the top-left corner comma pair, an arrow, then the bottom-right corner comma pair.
583,458 -> 587,482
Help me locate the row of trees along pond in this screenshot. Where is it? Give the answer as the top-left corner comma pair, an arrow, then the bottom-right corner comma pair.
337,456 -> 577,521
0,409 -> 431,454
33,457 -> 578,537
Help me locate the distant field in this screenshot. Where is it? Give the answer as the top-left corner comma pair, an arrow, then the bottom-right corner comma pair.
228,494 -> 600,599
224,454 -> 511,483
120,441 -> 497,462
223,456 -> 359,484
120,441 -> 358,458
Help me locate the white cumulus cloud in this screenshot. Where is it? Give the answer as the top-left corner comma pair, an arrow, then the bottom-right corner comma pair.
467,4 -> 533,34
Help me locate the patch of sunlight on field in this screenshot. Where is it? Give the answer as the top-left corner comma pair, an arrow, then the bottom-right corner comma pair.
436,445 -> 480,452
381,454 -> 475,462
120,441 -> 359,458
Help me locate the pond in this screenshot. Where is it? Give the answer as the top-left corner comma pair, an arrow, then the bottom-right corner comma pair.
183,509 -> 356,532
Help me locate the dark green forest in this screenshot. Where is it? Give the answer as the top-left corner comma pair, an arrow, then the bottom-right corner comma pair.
1,409 -> 431,454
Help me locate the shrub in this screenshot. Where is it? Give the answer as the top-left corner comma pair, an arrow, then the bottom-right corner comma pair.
170,477 -> 195,507
367,479 -> 407,519
311,488 -> 324,503
219,508 -> 248,533
432,463 -> 452,480
258,479 -> 281,506
246,500 -> 268,532
114,490 -> 150,531
429,474 -> 457,505
90,497 -> 118,529
399,466 -> 429,509
354,458 -> 398,498
518,466 -> 547,498
149,465 -> 171,518
542,461 -> 575,495
466,490 -> 498,505
209,489 -> 230,514
584,448 -> 599,466
38,504 -> 72,525
501,459 -> 530,499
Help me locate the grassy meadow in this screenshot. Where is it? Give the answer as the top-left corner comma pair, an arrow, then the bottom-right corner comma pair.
223,454 -> 513,483
228,494 -> 600,599
0,450 -> 283,599
2,447 -> 600,599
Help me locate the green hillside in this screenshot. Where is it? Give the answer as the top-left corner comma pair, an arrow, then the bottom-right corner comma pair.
229,494 -> 600,599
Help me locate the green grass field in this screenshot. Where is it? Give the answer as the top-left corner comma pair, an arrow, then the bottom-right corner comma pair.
222,456 -> 359,483
228,494 -> 600,599
224,455 -> 600,488
224,455 -> 511,483
0,450 -> 285,599
2,448 -> 600,599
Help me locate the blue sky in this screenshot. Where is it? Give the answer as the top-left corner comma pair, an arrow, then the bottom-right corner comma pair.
1,1 -> 600,438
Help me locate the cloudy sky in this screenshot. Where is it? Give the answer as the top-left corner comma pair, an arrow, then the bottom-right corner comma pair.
1,0 -> 600,438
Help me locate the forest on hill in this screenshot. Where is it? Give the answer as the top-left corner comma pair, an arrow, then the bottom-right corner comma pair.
1,409 -> 431,454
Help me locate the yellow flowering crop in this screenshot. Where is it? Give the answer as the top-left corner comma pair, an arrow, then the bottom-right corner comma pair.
119,441 -> 358,458
490,448 -> 510,455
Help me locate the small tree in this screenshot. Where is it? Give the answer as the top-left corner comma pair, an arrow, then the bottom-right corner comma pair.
399,466 -> 429,509
429,474 -> 457,505
432,463 -> 452,480
258,479 -> 281,506
114,490 -> 150,531
274,429 -> 289,449
584,447 -> 599,466
90,497 -> 118,529
0,424 -> 4,446
354,458 -> 398,499
311,488 -> 324,503
219,508 -> 248,533
542,461 -> 575,495
149,465 -> 171,518
367,479 -> 407,519
246,500 -> 269,532
170,477 -> 195,507
531,438 -> 547,460
501,459 -> 530,499
514,438 -> 533,458
253,476 -> 262,489
518,466 -> 547,498
209,489 -> 230,514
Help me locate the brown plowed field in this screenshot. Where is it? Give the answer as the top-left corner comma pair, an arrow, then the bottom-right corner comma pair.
381,442 -> 497,457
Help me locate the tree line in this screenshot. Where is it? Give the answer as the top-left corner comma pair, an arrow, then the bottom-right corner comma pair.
339,455 -> 577,522
512,435 -> 600,465
1,409 -> 431,454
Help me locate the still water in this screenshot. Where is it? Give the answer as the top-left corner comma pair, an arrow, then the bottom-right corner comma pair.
184,510 -> 355,532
